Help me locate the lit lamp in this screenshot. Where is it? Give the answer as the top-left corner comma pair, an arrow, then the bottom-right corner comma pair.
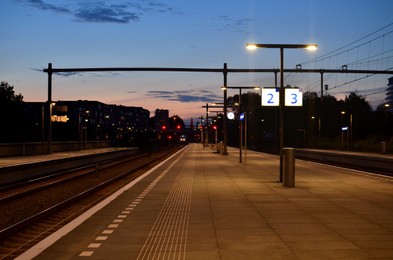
246,43 -> 317,182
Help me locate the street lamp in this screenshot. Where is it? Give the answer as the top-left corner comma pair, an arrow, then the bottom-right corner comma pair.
246,43 -> 317,182
221,86 -> 260,163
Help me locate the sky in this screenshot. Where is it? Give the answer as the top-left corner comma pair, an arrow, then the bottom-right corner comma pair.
1,0 -> 393,124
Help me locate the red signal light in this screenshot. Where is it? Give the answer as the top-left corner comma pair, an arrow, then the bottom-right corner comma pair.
162,125 -> 166,130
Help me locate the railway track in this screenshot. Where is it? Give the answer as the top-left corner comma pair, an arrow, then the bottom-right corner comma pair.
0,146 -> 181,259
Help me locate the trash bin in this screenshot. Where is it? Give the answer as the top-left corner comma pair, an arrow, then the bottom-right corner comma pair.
283,147 -> 295,187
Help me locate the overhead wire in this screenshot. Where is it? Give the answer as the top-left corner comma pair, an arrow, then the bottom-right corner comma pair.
296,22 -> 393,96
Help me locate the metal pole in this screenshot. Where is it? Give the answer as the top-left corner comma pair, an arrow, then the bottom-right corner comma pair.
41,104 -> 45,154
245,112 -> 247,165
205,103 -> 209,146
222,63 -> 228,155
215,125 -> 218,148
47,63 -> 52,154
201,115 -> 204,149
239,88 -> 242,163
350,114 -> 353,151
279,48 -> 284,183
320,72 -> 324,97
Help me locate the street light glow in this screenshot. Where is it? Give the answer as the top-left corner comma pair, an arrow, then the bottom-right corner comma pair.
246,43 -> 318,50
246,44 -> 258,50
305,44 -> 318,51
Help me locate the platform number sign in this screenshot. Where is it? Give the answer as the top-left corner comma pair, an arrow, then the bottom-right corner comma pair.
285,89 -> 303,106
261,88 -> 279,106
261,88 -> 303,107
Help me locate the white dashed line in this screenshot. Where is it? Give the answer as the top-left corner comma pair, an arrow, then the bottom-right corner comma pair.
79,251 -> 94,257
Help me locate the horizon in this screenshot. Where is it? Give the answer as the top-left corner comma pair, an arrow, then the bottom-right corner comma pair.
1,0 -> 393,123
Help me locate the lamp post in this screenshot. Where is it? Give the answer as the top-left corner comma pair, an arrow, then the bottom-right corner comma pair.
209,111 -> 222,150
221,86 -> 260,163
202,103 -> 224,148
341,111 -> 352,151
246,43 -> 317,181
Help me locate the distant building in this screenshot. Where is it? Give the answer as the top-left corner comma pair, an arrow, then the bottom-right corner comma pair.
386,77 -> 393,110
23,100 -> 150,142
154,109 -> 169,130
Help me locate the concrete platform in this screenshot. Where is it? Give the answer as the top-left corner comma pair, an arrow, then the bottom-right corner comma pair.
0,147 -> 132,168
18,144 -> 393,259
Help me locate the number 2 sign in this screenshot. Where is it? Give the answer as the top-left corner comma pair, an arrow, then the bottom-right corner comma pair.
261,88 -> 279,106
261,88 -> 303,107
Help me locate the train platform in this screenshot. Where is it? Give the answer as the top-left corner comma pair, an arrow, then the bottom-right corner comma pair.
0,147 -> 133,168
17,144 -> 393,259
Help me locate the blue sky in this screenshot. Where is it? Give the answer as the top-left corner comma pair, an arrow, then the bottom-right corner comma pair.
1,0 -> 393,122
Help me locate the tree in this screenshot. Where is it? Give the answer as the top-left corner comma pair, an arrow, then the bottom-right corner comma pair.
0,81 -> 23,103
169,115 -> 185,130
344,92 -> 372,140
0,82 -> 25,142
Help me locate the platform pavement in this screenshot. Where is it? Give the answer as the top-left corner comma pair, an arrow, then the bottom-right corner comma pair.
18,143 -> 393,260
0,147 -> 132,168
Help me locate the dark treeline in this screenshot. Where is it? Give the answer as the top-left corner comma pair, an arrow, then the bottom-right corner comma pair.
224,88 -> 392,153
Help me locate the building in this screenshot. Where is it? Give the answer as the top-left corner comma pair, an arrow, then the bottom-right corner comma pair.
23,100 -> 150,143
154,109 -> 169,131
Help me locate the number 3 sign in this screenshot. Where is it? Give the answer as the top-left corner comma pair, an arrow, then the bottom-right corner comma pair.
285,89 -> 303,106
261,88 -> 303,107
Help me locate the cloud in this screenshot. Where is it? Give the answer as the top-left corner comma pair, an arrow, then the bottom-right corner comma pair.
216,15 -> 252,33
74,4 -> 140,23
20,0 -> 181,24
23,0 -> 71,13
146,90 -> 222,103
31,68 -> 81,77
54,71 -> 82,77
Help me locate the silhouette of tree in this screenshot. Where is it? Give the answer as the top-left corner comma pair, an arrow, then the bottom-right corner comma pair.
0,82 -> 25,142
344,92 -> 372,140
0,81 -> 23,103
169,115 -> 185,130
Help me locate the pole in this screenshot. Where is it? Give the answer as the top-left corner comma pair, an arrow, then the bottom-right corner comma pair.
350,114 -> 353,151
222,63 -> 228,155
215,126 -> 218,149
201,116 -> 204,149
245,112 -> 247,165
41,104 -> 45,154
279,48 -> 284,183
239,88 -> 242,163
47,63 -> 53,154
205,103 -> 209,146
320,72 -> 324,97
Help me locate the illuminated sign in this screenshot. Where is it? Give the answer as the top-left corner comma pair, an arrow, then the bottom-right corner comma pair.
285,88 -> 303,106
261,88 -> 303,106
261,88 -> 279,106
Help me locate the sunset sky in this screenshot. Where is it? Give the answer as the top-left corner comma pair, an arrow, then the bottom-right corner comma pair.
1,0 -> 393,123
